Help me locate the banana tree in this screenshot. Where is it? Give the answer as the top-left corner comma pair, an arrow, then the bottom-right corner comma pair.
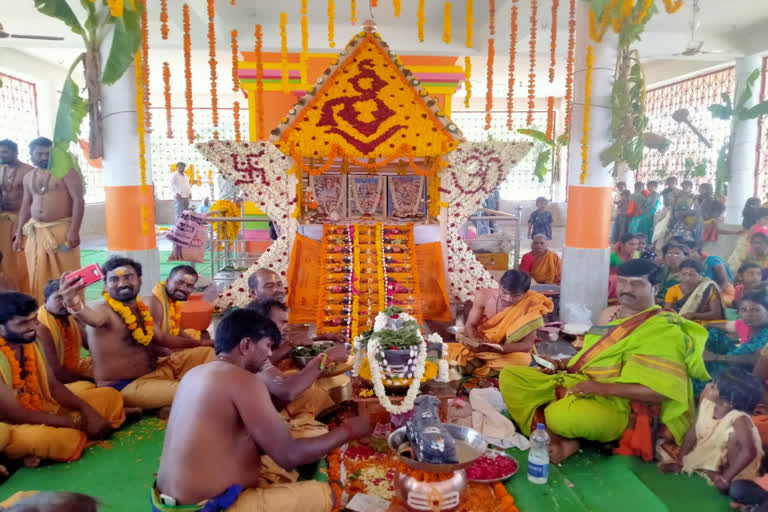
517,129 -> 569,183
34,0 -> 143,178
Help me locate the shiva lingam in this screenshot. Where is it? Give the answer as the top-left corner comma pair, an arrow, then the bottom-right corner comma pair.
388,396 -> 486,511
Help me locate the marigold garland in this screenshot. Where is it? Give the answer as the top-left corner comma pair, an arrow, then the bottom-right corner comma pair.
231,30 -> 239,92
207,0 -> 219,135
134,49 -> 149,233
549,0 -> 559,83
280,12 -> 289,93
417,0 -> 425,43
507,0 -> 518,130
662,0 -> 684,14
351,226 -> 361,340
328,449 -> 342,512
0,337 -> 43,411
371,0 -> 378,6
233,101 -> 242,142
140,1 -> 151,133
488,0 -> 496,35
103,293 -> 154,346
484,38 -> 494,130
393,0 -> 401,17
493,482 -> 520,512
163,284 -> 183,336
328,0 -> 336,48
580,45 -> 594,184
526,0 -> 537,126
565,0 -> 576,132
183,4 -> 194,144
442,2 -> 452,44
350,0 -> 357,25
58,318 -> 80,371
162,62 -> 173,139
375,223 -> 386,309
301,0 -> 309,63
209,199 -> 241,240
465,0 -> 473,48
106,0 -> 124,17
160,0 -> 169,39
254,24 -> 265,140
546,95 -> 555,140
464,56 -> 472,109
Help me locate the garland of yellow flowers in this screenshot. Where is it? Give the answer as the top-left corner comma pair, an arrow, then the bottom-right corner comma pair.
350,0 -> 357,25
375,223 -> 386,311
233,101 -> 241,143
279,12 -> 289,93
301,0 -> 309,64
209,199 -> 241,240
393,0 -> 401,17
662,0 -> 684,13
463,56 -> 472,109
507,0 -> 518,130
442,2 -> 452,44
254,24 -> 265,140
104,294 -> 154,346
580,46 -> 594,184
0,336 -> 43,411
465,0 -> 473,47
328,0 -> 336,48
57,318 -> 81,371
134,48 -> 150,235
207,0 -> 219,137
351,225 -> 361,340
183,4 -> 194,144
417,0 -> 425,43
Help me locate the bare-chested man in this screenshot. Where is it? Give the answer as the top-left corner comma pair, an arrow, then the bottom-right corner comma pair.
58,256 -> 214,415
0,139 -> 34,293
447,269 -> 553,377
13,137 -> 84,302
155,309 -> 372,510
148,265 -> 213,346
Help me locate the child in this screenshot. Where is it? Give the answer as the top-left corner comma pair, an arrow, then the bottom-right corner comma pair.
701,199 -> 727,242
735,262 -> 765,304
661,368 -> 763,495
677,180 -> 696,211
528,197 -> 553,240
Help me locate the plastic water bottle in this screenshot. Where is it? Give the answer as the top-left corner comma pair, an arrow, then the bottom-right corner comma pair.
527,423 -> 550,484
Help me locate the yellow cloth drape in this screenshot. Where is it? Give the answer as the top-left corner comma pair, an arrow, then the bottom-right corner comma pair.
530,251 -> 561,285
22,218 -> 80,302
152,282 -> 172,333
0,212 -> 29,293
414,242 -> 451,322
447,290 -> 554,377
36,306 -> 82,370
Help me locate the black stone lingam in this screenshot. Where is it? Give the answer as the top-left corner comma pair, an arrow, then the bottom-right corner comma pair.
406,396 -> 458,465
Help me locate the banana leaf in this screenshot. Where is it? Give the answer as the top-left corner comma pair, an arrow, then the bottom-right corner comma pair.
101,4 -> 143,85
533,149 -> 552,182
708,104 -> 732,121
33,0 -> 84,37
735,69 -> 761,114
517,129 -> 554,147
742,101 -> 768,120
49,75 -> 88,178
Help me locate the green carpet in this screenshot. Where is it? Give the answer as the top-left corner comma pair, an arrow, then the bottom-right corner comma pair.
0,420 -> 729,512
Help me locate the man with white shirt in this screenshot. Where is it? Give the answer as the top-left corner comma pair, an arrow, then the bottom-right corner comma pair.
170,162 -> 192,222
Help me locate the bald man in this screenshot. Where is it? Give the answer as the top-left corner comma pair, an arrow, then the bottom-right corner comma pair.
245,269 -> 285,309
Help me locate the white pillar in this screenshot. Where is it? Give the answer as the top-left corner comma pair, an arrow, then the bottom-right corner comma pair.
100,30 -> 160,295
725,53 -> 763,224
560,1 -> 618,322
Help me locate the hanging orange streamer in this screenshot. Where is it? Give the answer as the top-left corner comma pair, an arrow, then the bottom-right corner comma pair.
488,0 -> 495,36
580,46 -> 594,184
328,0 -> 336,48
464,56 -> 471,109
507,0 -> 518,130
350,0 -> 357,25
549,0 -> 558,83
233,101 -> 241,142
162,62 -> 173,139
546,96 -> 555,140
484,38 -> 494,130
564,0 -> 576,132
207,0 -> 218,138
231,30 -> 239,93
255,24 -> 265,140
442,2 -> 452,43
465,0 -> 473,48
526,0 -> 537,126
183,4 -> 194,144
417,0 -> 425,43
160,0 -> 168,39
393,0 -> 401,17
140,0 -> 151,133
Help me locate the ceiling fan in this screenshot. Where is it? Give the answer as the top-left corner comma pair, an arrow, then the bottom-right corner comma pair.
671,0 -> 723,57
0,21 -> 64,41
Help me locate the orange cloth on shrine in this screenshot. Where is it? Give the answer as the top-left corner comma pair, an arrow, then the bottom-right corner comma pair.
415,242 -> 451,322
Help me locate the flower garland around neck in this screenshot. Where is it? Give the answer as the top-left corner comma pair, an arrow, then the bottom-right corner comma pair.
161,282 -> 183,336
0,337 -> 43,411
57,317 -> 81,371
366,333 -> 427,415
103,293 -> 154,346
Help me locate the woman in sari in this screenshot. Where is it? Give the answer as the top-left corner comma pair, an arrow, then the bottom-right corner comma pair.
629,181 -> 660,244
610,233 -> 641,273
681,240 -> 736,307
664,259 -> 724,323
656,243 -> 688,303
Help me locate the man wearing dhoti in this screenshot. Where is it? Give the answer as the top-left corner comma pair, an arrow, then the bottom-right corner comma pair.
0,139 -> 34,293
448,269 -> 554,377
519,234 -> 562,284
13,137 -> 84,302
153,309 -> 372,512
149,265 -> 212,345
499,260 -> 710,463
58,256 -> 215,415
36,279 -> 93,384
0,292 -> 125,464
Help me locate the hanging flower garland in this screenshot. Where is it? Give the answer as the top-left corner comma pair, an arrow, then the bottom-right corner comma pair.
209,199 -> 242,240
580,45 -> 594,184
351,225 -> 361,340
183,4 -> 194,145
417,0 -> 425,43
207,0 -> 219,138
160,0 -> 169,39
162,62 -> 173,139
375,224 -> 386,310
488,0 -> 495,35
442,2 -> 452,44
546,96 -> 555,140
393,0 -> 401,17
233,101 -> 242,142
301,0 -> 309,63
57,319 -> 80,371
103,294 -> 154,346
163,286 -> 183,336
507,0 -> 518,130
231,30 -> 239,92
350,0 -> 357,25
465,0 -> 473,48
0,337 -> 43,411
254,24 -> 266,140
549,0 -> 558,83
280,12 -> 289,93
662,0 -> 684,13
565,0 -> 576,132
140,1 -> 151,133
106,0 -> 124,18
328,0 -> 336,48
134,48 -> 149,235
484,38 -> 494,130
463,56 -> 472,109
526,0 -> 537,126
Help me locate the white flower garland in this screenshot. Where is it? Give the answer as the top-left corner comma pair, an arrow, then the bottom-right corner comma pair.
367,336 -> 427,415
427,332 -> 450,383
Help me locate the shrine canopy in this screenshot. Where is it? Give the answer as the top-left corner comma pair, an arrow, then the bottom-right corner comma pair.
270,24 -> 465,177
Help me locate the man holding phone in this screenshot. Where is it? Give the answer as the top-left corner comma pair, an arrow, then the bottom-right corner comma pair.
59,256 -> 214,416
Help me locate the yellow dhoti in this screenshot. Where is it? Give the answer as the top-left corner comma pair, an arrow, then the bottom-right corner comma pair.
448,290 -> 554,377
119,346 -> 215,409
22,217 -> 80,302
0,212 -> 29,293
0,343 -> 125,462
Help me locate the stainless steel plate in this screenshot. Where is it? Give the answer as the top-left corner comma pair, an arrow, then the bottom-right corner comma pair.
388,424 -> 487,473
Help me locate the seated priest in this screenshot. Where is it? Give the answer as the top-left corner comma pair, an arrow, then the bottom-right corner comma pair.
0,292 -> 126,464
499,259 -> 710,464
248,299 -> 350,436
663,258 -> 725,324
246,268 -> 286,309
153,309 -> 372,512
58,257 -> 215,415
36,279 -> 93,384
148,265 -> 213,344
447,270 -> 554,377
519,234 -> 562,284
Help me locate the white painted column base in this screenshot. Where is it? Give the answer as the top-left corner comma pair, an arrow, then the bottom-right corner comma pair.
560,247 -> 610,323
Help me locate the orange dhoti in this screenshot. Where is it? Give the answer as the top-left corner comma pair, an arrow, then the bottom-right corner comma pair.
447,290 -> 554,377
0,212 -> 29,293
22,217 -> 80,302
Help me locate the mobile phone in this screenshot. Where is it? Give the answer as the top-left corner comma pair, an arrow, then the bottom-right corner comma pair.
532,353 -> 556,370
65,263 -> 104,288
